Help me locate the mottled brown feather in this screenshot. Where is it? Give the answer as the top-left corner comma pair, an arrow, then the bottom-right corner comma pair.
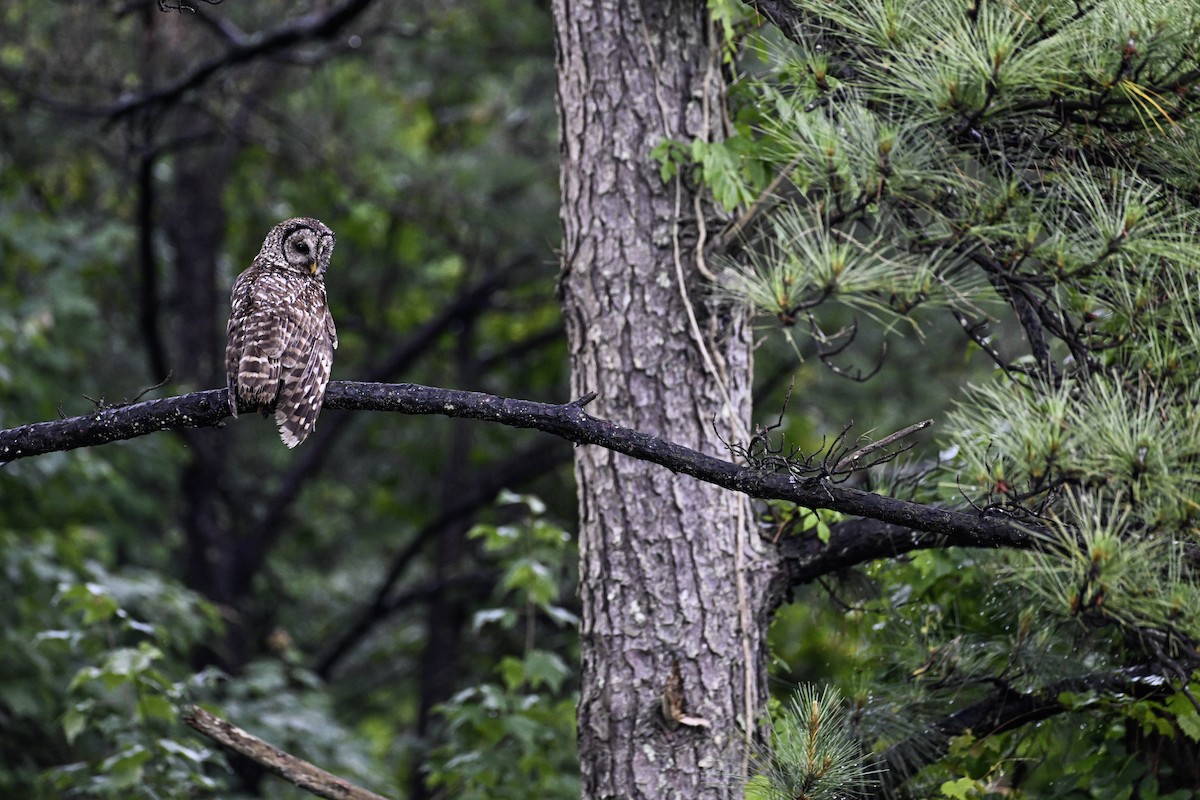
225,218 -> 337,448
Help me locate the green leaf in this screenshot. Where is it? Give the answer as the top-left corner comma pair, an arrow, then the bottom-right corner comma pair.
1178,711 -> 1200,743
102,644 -> 163,685
940,776 -> 980,799
691,139 -> 755,211
542,604 -> 579,627
157,737 -> 211,763
1167,691 -> 1200,742
473,607 -> 517,632
502,557 -> 557,606
498,656 -> 526,692
98,744 -> 151,789
68,665 -> 101,692
650,139 -> 689,182
522,650 -> 569,692
137,692 -> 175,723
58,582 -> 120,624
62,704 -> 90,745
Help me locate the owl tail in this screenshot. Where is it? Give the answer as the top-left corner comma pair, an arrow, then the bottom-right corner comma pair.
275,398 -> 322,448
274,360 -> 331,448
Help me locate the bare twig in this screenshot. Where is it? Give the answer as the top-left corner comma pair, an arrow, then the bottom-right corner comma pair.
83,373 -> 174,410
834,419 -> 934,472
182,705 -> 393,800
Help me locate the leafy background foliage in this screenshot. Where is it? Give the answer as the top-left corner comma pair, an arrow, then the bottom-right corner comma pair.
2,2 -> 572,797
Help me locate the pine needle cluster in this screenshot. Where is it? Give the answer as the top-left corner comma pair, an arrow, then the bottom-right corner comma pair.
747,685 -> 875,800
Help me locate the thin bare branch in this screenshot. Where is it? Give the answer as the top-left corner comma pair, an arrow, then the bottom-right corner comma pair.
183,706 -> 393,800
834,419 -> 933,472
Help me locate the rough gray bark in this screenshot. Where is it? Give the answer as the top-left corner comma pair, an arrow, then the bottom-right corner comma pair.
554,1 -> 776,797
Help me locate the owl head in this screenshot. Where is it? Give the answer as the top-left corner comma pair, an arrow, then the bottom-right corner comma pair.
260,217 -> 336,277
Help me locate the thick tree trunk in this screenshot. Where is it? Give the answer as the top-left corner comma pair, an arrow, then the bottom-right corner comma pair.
554,2 -> 775,798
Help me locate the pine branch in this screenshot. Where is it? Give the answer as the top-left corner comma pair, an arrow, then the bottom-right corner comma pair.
876,661 -> 1191,794
780,518 -> 947,588
0,381 -> 1039,562
182,706 -> 392,800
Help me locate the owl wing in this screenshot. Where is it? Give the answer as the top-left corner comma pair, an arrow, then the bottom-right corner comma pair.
273,289 -> 335,448
226,268 -> 293,416
226,270 -> 255,416
325,305 -> 338,350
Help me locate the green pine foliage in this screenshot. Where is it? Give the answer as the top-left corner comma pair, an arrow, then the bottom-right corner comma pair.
703,0 -> 1200,795
747,684 -> 876,800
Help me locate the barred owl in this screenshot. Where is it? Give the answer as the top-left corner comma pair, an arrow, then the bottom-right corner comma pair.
225,217 -> 337,448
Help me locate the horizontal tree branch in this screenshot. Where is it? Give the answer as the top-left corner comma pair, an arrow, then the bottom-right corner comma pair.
183,705 -> 392,800
0,381 -> 1037,562
780,518 -> 948,587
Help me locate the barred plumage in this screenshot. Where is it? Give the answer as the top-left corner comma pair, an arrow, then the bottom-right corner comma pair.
225,217 -> 337,448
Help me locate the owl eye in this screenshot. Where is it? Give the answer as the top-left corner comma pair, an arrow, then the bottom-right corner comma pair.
294,241 -> 311,255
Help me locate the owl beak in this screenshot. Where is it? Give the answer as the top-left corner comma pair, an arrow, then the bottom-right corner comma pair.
309,260 -> 319,275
